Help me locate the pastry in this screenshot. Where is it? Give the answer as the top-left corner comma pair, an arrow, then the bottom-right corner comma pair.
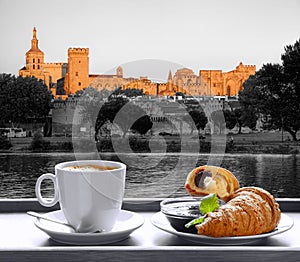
185,165 -> 240,201
195,186 -> 281,237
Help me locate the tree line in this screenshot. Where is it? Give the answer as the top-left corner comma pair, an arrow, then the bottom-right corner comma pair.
0,74 -> 52,127
207,38 -> 300,141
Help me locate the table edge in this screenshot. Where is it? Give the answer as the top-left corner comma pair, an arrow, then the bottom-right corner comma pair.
0,198 -> 300,212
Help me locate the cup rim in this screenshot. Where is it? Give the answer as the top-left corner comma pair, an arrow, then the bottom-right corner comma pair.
55,160 -> 126,173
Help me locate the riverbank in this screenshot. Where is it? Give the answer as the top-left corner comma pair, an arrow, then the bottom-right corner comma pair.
2,130 -> 299,154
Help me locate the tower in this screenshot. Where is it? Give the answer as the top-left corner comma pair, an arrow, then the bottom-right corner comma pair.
116,66 -> 123,77
66,48 -> 89,94
25,27 -> 44,71
167,69 -> 173,92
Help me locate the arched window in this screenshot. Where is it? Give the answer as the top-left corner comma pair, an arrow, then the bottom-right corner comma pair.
227,86 -> 231,96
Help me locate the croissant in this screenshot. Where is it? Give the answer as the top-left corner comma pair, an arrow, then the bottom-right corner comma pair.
196,187 -> 281,237
185,165 -> 240,201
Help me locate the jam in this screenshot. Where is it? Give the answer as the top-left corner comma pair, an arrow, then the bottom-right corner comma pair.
161,198 -> 202,218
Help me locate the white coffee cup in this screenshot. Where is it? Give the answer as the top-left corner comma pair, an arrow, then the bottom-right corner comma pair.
35,160 -> 126,233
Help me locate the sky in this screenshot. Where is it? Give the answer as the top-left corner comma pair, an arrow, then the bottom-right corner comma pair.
0,0 -> 300,81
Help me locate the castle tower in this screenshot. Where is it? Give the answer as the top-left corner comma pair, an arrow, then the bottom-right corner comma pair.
116,66 -> 123,77
66,48 -> 89,94
25,27 -> 44,71
167,69 -> 173,92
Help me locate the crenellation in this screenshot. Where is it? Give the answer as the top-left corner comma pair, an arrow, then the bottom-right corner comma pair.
44,62 -> 66,66
68,47 -> 89,55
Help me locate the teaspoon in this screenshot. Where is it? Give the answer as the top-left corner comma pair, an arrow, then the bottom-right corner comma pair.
27,211 -> 76,233
27,211 -> 103,233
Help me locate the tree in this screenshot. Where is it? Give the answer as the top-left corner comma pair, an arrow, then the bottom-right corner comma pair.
281,38 -> 300,140
187,110 -> 208,135
240,39 -> 299,139
233,108 -> 243,134
95,97 -> 153,138
95,97 -> 128,137
223,109 -> 237,130
112,101 -> 153,137
131,115 -> 153,135
238,75 -> 260,130
282,38 -> 300,96
239,59 -> 300,140
0,74 -> 52,126
76,87 -> 110,140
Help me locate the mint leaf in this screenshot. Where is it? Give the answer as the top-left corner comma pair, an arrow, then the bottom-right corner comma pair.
185,215 -> 205,228
185,194 -> 220,228
200,193 -> 219,215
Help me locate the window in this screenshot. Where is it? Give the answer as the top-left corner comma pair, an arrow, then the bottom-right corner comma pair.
37,65 -> 40,69
38,59 -> 40,63
76,72 -> 78,76
33,59 -> 35,63
227,86 -> 231,96
78,82 -> 81,86
33,65 -> 35,69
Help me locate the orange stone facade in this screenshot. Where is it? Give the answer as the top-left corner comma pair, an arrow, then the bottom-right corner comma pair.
19,28 -> 256,98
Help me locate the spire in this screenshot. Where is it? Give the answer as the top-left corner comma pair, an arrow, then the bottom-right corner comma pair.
31,27 -> 39,50
168,69 -> 172,81
33,27 -> 37,39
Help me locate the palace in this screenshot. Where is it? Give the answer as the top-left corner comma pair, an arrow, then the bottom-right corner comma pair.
19,28 -> 256,98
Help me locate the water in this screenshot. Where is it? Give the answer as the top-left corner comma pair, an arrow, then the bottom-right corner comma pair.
0,152 -> 299,198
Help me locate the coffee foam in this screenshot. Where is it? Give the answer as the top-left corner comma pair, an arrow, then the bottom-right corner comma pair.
63,164 -> 118,172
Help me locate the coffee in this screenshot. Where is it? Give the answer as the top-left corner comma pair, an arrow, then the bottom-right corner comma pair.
35,160 -> 126,232
63,164 -> 118,171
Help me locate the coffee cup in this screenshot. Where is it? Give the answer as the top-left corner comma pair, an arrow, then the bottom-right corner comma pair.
35,160 -> 126,233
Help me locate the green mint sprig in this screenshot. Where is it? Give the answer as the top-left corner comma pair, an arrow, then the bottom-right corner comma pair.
185,193 -> 219,229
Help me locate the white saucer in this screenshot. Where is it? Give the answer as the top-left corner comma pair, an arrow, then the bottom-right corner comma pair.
151,212 -> 294,245
34,210 -> 144,245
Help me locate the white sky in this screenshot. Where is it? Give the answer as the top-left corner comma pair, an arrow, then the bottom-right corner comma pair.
0,0 -> 300,80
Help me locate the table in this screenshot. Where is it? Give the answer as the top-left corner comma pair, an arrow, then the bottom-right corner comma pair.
0,198 -> 299,262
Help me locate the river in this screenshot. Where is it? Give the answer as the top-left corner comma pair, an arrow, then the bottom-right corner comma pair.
0,152 -> 299,198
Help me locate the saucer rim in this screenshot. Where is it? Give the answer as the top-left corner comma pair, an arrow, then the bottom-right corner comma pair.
151,211 -> 294,245
33,209 -> 144,244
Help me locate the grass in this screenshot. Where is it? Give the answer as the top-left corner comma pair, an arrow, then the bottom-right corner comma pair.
4,130 -> 299,154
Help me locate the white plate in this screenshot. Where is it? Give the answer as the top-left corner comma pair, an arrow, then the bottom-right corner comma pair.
34,210 -> 144,245
151,212 -> 294,245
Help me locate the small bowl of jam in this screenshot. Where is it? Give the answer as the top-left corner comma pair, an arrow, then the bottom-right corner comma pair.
160,197 -> 203,233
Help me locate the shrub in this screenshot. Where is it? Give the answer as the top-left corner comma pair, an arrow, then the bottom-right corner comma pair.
30,132 -> 50,151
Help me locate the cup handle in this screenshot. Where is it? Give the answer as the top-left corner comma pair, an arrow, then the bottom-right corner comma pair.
35,173 -> 59,207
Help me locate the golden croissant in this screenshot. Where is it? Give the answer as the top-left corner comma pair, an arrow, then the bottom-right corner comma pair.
196,186 -> 281,237
185,165 -> 240,201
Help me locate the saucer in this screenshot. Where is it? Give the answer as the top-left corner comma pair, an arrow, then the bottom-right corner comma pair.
33,210 -> 144,245
151,212 -> 294,245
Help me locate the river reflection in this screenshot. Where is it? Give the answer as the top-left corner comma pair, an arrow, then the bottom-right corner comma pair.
0,153 -> 299,198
